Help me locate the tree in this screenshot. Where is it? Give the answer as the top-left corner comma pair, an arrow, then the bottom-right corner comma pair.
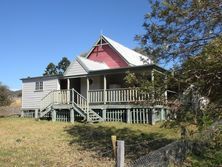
57,57 -> 71,75
42,57 -> 71,76
136,0 -> 222,63
164,36 -> 222,128
182,36 -> 222,105
43,63 -> 58,76
0,83 -> 12,106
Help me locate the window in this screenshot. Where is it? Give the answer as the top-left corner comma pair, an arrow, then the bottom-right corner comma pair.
35,81 -> 43,91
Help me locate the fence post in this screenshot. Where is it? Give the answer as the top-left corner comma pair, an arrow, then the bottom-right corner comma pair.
70,108 -> 75,123
111,135 -> 117,159
116,140 -> 125,167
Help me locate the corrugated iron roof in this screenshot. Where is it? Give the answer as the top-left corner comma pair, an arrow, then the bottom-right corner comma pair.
102,35 -> 152,66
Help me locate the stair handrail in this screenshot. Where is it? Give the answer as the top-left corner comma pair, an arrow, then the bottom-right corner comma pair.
40,88 -> 103,122
71,88 -> 88,113
40,90 -> 55,111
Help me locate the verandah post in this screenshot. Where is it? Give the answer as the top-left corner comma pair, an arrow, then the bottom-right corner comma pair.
126,108 -> 131,123
160,108 -> 165,121
67,78 -> 70,104
52,109 -> 56,122
151,108 -> 156,125
72,88 -> 74,104
104,75 -> 107,104
151,70 -> 155,102
102,108 -> 106,121
86,77 -> 90,121
34,109 -> 39,119
21,110 -> 24,117
164,75 -> 168,104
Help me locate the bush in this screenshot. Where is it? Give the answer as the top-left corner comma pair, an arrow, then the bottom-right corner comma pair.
0,83 -> 12,106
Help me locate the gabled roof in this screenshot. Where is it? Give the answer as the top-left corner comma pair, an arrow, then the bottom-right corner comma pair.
77,57 -> 110,71
86,35 -> 152,66
102,35 -> 152,66
64,35 -> 155,77
64,59 -> 87,77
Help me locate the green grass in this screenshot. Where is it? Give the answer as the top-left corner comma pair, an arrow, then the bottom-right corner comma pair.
0,118 -> 179,167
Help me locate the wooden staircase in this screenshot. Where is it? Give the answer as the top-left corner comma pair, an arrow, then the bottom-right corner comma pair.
39,89 -> 103,123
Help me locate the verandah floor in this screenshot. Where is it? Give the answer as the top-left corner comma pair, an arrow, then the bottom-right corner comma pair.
0,118 -> 179,167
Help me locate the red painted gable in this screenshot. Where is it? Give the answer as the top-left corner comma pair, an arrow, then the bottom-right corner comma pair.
87,45 -> 128,68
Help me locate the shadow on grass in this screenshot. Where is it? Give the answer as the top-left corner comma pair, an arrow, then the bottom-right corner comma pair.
65,123 -> 175,161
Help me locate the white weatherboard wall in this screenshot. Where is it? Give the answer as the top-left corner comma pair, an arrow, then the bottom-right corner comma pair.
89,76 -> 103,90
64,60 -> 87,76
80,76 -> 103,98
22,78 -> 59,109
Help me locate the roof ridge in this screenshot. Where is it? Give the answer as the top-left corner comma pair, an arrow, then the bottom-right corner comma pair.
102,35 -> 147,58
102,35 -> 152,65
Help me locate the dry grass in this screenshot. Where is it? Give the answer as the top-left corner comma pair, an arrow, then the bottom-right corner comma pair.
0,118 -> 179,167
0,98 -> 21,117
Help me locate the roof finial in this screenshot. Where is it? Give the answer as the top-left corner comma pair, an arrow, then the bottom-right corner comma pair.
99,29 -> 103,47
100,29 -> 103,36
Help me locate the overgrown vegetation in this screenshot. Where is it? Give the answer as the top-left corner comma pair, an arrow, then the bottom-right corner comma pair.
0,82 -> 12,106
130,0 -> 222,166
124,70 -> 167,105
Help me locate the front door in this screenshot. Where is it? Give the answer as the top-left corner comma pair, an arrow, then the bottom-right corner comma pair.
60,79 -> 67,90
70,78 -> 81,93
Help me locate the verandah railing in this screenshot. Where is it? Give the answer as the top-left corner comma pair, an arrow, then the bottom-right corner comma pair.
41,88 -> 168,111
89,88 -> 159,104
88,89 -> 104,103
106,88 -> 151,103
40,89 -> 87,112
89,88 -> 172,105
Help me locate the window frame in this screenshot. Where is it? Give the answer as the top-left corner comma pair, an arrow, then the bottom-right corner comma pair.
35,81 -> 43,91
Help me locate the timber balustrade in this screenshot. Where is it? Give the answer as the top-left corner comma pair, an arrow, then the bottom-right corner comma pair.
88,89 -> 104,103
40,89 -> 87,112
40,88 -> 168,111
89,88 -> 154,104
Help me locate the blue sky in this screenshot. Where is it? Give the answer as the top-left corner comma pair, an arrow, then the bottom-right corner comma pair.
0,0 -> 150,90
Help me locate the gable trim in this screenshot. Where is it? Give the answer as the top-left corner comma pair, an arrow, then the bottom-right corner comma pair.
86,35 -> 130,66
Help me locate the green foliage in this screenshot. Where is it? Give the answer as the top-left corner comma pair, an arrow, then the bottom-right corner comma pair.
43,63 -> 58,76
124,70 -> 166,104
163,37 -> 222,129
0,83 -> 11,106
136,0 -> 222,63
187,123 -> 222,167
43,57 -> 71,76
182,36 -> 222,104
57,57 -> 71,75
